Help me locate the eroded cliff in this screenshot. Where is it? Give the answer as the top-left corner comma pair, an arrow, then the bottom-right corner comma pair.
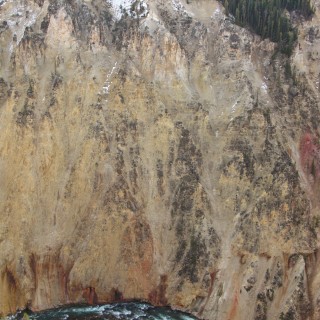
1,0 -> 320,319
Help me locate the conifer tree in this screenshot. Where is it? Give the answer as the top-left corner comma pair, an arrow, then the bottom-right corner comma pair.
221,0 -> 314,55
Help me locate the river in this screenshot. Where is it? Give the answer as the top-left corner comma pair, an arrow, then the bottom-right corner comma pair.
7,302 -> 198,320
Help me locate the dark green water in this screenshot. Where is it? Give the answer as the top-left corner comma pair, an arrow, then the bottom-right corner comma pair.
7,302 -> 198,320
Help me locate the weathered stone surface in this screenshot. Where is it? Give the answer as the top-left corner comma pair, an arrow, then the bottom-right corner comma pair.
1,0 -> 320,319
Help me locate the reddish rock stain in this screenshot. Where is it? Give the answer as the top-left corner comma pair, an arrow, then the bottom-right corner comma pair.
148,275 -> 168,306
300,133 -> 320,181
198,270 -> 218,316
82,287 -> 98,304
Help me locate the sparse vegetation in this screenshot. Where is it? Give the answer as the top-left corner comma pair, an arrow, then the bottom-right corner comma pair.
23,313 -> 30,320
50,72 -> 63,90
16,102 -> 34,126
27,80 -> 34,98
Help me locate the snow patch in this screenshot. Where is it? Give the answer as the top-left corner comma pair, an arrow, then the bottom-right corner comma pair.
109,0 -> 134,19
211,5 -> 226,21
231,100 -> 238,113
2,0 -> 40,46
213,7 -> 221,16
108,0 -> 148,20
261,82 -> 268,93
171,0 -> 184,12
102,62 -> 118,100
171,0 -> 193,16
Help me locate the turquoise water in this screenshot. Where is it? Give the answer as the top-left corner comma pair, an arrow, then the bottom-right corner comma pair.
8,302 -> 198,320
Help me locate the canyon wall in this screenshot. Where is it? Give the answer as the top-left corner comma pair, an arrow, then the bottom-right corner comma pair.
1,0 -> 320,319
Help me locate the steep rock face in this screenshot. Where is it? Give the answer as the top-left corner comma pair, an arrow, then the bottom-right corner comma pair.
1,0 -> 320,319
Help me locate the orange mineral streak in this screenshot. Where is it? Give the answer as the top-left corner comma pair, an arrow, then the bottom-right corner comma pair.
227,291 -> 239,320
0,267 -> 25,314
29,253 -> 72,311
